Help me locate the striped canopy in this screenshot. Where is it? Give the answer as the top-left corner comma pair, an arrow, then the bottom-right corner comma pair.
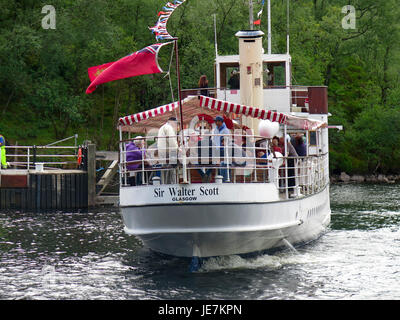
118,96 -> 234,133
199,96 -> 287,124
200,96 -> 325,130
119,101 -> 180,126
118,95 -> 325,132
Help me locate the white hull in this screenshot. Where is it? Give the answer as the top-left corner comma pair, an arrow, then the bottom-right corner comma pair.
120,183 -> 331,257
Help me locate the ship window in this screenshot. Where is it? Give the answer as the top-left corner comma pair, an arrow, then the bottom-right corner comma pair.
219,63 -> 240,89
263,62 -> 286,88
309,131 -> 317,146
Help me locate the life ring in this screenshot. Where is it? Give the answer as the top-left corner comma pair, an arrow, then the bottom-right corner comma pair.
77,147 -> 82,165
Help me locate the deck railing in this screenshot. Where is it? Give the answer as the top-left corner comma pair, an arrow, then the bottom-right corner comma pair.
119,133 -> 329,200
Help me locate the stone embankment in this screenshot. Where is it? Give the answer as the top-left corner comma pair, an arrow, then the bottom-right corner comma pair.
331,172 -> 399,184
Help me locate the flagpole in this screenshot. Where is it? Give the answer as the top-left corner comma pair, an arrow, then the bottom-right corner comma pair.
249,0 -> 254,30
287,0 -> 290,54
267,0 -> 271,54
213,14 -> 218,58
173,38 -> 188,184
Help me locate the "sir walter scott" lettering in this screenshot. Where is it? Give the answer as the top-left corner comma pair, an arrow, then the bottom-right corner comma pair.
153,186 -> 219,199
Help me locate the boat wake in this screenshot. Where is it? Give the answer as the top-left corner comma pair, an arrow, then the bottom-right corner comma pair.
198,253 -> 290,272
198,247 -> 336,273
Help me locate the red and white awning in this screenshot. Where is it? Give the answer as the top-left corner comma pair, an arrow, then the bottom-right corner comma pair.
119,101 -> 179,126
118,96 -> 235,133
118,95 -> 326,132
199,96 -> 325,130
199,96 -> 288,124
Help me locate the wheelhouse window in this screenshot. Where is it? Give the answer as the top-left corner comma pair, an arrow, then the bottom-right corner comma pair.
219,63 -> 240,89
263,62 -> 286,88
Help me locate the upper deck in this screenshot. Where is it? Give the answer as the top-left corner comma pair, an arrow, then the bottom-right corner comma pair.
182,53 -> 328,116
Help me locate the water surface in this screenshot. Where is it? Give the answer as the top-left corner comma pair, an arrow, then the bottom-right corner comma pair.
1,183 -> 400,300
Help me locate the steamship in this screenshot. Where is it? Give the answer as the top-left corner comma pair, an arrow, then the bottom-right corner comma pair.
117,3 -> 331,261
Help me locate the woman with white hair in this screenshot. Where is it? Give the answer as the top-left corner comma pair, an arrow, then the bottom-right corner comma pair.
126,136 -> 145,186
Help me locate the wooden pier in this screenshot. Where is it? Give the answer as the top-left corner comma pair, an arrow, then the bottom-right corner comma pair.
0,143 -> 119,211
0,169 -> 88,211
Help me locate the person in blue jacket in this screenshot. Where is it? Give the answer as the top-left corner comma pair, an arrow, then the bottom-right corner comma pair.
213,116 -> 231,182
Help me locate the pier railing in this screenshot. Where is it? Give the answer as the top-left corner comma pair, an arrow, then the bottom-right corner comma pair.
119,133 -> 329,200
0,139 -> 122,209
2,145 -> 82,171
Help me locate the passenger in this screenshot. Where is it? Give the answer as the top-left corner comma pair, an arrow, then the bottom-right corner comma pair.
198,75 -> 209,97
257,149 -> 268,160
157,117 -> 179,164
293,134 -> 307,157
126,137 -> 145,186
255,138 -> 269,162
279,136 -> 298,194
271,136 -> 283,154
158,117 -> 179,184
254,137 -> 272,182
213,115 -> 231,182
228,70 -> 240,89
0,134 -> 7,169
279,136 -> 298,158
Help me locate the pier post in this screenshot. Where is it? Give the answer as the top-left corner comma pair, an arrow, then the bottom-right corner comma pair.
87,143 -> 96,207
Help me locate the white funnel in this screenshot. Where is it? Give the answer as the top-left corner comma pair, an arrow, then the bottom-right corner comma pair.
235,30 -> 264,135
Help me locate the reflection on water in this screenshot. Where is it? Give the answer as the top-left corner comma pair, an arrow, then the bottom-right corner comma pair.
1,183 -> 400,300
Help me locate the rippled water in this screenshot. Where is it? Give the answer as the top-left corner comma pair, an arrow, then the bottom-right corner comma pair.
1,183 -> 400,300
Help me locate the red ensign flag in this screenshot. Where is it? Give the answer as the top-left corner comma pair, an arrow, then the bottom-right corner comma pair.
87,62 -> 115,82
86,43 -> 168,94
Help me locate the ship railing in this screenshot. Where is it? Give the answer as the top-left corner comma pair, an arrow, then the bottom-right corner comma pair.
119,133 -> 329,200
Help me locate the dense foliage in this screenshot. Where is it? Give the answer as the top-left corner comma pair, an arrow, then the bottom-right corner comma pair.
0,0 -> 399,174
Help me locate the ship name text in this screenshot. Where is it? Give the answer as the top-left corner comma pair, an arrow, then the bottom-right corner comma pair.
153,186 -> 219,201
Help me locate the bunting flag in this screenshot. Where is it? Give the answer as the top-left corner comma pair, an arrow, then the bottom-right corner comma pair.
86,43 -> 170,94
149,0 -> 186,40
254,0 -> 265,25
257,0 -> 265,17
